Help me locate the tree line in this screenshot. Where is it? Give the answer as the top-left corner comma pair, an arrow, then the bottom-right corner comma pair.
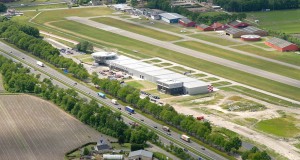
0,55 -> 159,151
0,21 -> 89,80
213,0 -> 299,12
91,73 -> 243,155
146,0 -> 246,25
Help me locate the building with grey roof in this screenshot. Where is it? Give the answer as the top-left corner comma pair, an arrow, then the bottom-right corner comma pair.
128,150 -> 153,160
265,37 -> 299,52
100,54 -> 213,95
159,13 -> 185,23
242,26 -> 268,36
94,138 -> 111,153
225,27 -> 247,38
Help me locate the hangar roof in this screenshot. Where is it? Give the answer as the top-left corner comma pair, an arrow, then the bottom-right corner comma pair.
266,37 -> 295,48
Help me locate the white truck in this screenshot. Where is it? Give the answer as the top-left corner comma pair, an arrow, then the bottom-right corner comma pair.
36,61 -> 44,67
181,134 -> 190,142
111,99 -> 118,105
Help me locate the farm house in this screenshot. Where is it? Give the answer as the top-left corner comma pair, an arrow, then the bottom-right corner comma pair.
196,24 -> 213,31
93,52 -> 213,95
179,18 -> 196,27
159,13 -> 185,23
210,22 -> 229,31
228,20 -> 249,28
265,37 -> 299,52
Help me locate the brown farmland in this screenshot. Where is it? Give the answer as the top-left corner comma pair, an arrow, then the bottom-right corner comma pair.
0,95 -> 103,160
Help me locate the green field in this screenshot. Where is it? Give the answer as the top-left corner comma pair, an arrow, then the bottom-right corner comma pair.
15,3 -> 67,11
255,116 -> 300,137
33,7 -> 114,24
130,18 -> 194,34
190,34 -> 239,46
126,80 -> 157,90
247,9 -> 300,33
91,17 -> 182,41
212,81 -> 231,87
232,45 -> 300,66
42,20 -> 300,101
176,41 -> 300,80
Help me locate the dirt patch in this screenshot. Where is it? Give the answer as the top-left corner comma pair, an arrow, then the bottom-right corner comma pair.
0,95 -> 107,160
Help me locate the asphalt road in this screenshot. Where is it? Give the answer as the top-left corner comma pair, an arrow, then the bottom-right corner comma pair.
66,16 -> 300,88
0,42 -> 228,160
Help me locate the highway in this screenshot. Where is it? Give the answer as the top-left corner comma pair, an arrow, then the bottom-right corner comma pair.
0,42 -> 228,160
66,16 -> 300,88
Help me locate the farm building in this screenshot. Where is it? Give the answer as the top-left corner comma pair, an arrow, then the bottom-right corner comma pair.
196,24 -> 213,31
241,35 -> 261,41
242,26 -> 268,36
210,22 -> 229,30
225,27 -> 247,38
179,18 -> 196,27
228,20 -> 249,28
128,150 -> 153,160
93,53 -> 213,95
111,4 -> 132,12
94,138 -> 111,153
159,13 -> 185,23
265,37 -> 299,52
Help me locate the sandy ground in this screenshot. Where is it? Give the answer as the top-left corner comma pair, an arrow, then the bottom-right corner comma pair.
164,91 -> 300,160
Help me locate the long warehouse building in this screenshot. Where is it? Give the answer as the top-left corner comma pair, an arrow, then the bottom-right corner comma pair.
92,52 -> 213,95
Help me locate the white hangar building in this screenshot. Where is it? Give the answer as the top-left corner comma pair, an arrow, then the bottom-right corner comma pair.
92,52 -> 213,95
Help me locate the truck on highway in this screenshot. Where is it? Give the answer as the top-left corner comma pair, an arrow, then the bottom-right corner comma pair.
181,134 -> 190,142
97,92 -> 106,98
36,61 -> 44,67
162,126 -> 170,132
125,106 -> 134,114
111,99 -> 118,105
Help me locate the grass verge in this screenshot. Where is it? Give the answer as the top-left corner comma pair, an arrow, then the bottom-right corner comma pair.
91,17 -> 182,41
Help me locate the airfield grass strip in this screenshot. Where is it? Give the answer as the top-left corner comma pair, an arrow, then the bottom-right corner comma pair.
41,20 -> 300,101
175,41 -> 300,81
90,17 -> 182,42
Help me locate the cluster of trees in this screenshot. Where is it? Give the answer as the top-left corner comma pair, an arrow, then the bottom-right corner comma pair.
146,0 -> 246,25
0,55 -> 158,149
242,147 -> 271,160
0,2 -> 7,12
214,0 -> 299,12
0,21 -> 89,80
76,41 -> 93,53
91,73 -> 242,154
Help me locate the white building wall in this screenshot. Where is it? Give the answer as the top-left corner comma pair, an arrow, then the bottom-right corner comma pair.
184,85 -> 208,95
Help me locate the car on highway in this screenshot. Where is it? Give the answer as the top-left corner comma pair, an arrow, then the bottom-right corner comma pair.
22,57 -> 25,59
140,119 -> 144,121
153,126 -> 157,128
201,147 -> 205,150
183,148 -> 188,152
167,132 -> 171,136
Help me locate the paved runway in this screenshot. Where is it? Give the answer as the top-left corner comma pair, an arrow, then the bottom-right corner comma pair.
66,16 -> 300,88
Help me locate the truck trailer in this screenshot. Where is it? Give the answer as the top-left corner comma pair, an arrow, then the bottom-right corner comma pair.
181,134 -> 190,142
125,106 -> 134,114
36,61 -> 44,67
162,126 -> 170,132
111,99 -> 118,105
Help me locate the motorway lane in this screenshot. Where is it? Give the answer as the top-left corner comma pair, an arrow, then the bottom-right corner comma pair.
66,16 -> 300,88
0,42 -> 227,160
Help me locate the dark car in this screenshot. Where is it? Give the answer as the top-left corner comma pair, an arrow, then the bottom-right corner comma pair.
140,119 -> 144,121
183,148 -> 188,152
153,126 -> 157,128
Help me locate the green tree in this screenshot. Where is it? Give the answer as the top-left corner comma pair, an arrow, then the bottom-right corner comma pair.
0,3 -> 7,12
131,0 -> 138,7
83,147 -> 89,155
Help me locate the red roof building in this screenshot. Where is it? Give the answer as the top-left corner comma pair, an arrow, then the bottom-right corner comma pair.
196,24 -> 213,31
265,37 -> 299,52
179,18 -> 196,27
228,20 -> 249,28
210,22 -> 229,30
